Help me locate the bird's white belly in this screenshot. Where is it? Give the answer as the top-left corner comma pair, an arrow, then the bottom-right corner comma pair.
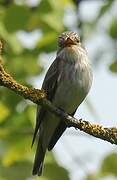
54,83 -> 81,113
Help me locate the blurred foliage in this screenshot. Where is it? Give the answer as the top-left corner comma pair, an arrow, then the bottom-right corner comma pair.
0,152 -> 69,180
109,60 -> 117,73
108,18 -> 117,40
95,0 -> 113,20
0,0 -> 117,179
100,153 -> 117,177
85,152 -> 117,180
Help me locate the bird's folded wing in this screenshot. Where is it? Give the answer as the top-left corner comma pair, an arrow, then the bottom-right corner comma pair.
32,57 -> 60,146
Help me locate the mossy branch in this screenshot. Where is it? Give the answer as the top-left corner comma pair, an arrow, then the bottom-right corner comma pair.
0,40 -> 117,145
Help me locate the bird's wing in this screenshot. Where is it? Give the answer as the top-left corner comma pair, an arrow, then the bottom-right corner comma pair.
32,57 -> 60,146
48,109 -> 77,151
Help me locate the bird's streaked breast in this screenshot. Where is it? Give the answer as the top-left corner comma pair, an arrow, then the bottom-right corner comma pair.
53,45 -> 93,113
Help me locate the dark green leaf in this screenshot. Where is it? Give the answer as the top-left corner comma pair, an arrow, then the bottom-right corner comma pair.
0,102 -> 10,123
37,32 -> 58,52
108,19 -> 117,39
1,89 -> 22,111
37,0 -> 53,14
109,60 -> 117,73
100,153 -> 117,177
3,5 -> 30,32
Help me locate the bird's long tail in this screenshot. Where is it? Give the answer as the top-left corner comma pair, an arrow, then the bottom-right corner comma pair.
32,137 -> 46,176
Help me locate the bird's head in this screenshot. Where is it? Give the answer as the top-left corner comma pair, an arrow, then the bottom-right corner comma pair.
58,31 -> 80,48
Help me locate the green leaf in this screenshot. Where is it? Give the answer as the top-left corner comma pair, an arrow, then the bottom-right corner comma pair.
26,105 -> 36,127
100,153 -> 117,177
96,0 -> 113,19
2,136 -> 31,166
0,22 -> 23,55
109,60 -> 117,73
108,19 -> 117,39
1,89 -> 22,111
0,103 -> 10,123
37,0 -> 53,14
37,32 -> 58,52
41,11 -> 64,32
6,55 -> 42,83
85,174 -> 99,180
44,163 -> 70,180
28,11 -> 65,32
0,127 -> 9,138
3,5 -> 30,32
43,153 -> 70,180
0,6 -> 6,21
0,161 -> 32,180
27,0 -> 70,32
50,0 -> 74,10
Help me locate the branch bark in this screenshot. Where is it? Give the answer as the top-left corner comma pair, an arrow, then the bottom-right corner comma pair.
0,41 -> 117,145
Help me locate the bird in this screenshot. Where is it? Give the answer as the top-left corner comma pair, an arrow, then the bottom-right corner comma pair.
32,31 -> 93,176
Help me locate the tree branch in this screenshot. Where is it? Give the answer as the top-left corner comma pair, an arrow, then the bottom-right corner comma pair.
0,41 -> 117,145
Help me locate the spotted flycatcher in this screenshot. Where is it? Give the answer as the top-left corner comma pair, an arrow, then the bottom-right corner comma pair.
32,31 -> 93,175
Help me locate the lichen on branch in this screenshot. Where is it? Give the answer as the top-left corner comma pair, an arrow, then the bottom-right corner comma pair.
0,63 -> 46,101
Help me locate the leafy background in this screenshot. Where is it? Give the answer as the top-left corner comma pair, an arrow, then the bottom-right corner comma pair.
0,0 -> 117,180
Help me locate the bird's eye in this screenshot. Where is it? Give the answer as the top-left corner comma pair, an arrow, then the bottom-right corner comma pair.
76,37 -> 80,43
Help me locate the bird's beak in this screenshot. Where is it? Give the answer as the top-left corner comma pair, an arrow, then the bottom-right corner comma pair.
65,37 -> 76,46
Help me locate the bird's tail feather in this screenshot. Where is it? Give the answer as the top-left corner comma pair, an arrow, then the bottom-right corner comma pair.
48,121 -> 66,151
32,137 -> 46,176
